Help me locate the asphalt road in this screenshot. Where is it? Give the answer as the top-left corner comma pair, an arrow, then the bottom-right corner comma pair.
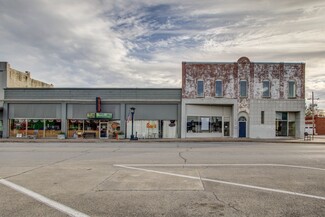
0,142 -> 324,217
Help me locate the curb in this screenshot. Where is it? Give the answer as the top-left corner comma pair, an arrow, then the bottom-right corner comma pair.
0,138 -> 324,144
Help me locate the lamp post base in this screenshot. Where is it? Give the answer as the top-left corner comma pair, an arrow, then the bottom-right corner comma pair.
130,135 -> 138,140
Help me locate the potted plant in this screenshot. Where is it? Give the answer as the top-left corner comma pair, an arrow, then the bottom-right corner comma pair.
57,131 -> 66,139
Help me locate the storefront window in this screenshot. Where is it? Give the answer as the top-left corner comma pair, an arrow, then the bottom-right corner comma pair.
126,120 -> 159,139
276,112 -> 295,137
162,120 -> 177,138
67,120 -> 120,138
28,119 -> 44,138
45,119 -> 61,138
84,120 -> 98,131
10,119 -> 27,137
9,119 -> 62,138
187,116 -> 223,133
69,120 -> 84,131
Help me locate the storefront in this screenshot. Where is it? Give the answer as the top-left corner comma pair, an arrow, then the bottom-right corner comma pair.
2,88 -> 182,139
126,120 -> 178,139
182,103 -> 235,138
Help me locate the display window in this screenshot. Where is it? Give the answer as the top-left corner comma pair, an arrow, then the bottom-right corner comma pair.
275,112 -> 296,137
67,119 -> 120,138
126,120 -> 177,139
187,116 -> 223,133
44,119 -> 61,138
10,119 -> 61,138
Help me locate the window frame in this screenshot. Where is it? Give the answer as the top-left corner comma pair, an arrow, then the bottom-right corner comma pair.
288,80 -> 296,98
197,79 -> 204,97
239,80 -> 247,97
262,80 -> 270,98
261,111 -> 265,124
215,80 -> 223,97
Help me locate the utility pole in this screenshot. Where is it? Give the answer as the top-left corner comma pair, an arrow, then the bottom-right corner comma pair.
308,92 -> 319,139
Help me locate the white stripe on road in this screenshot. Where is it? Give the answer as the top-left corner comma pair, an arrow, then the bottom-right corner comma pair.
0,179 -> 89,217
115,164 -> 325,201
115,163 -> 325,171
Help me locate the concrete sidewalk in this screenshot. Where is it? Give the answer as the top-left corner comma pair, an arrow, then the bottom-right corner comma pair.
0,136 -> 324,144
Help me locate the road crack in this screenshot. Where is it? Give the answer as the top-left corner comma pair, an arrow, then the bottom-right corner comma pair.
92,169 -> 120,192
213,192 -> 250,217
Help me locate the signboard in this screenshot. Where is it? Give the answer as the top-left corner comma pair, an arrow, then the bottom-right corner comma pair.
96,97 -> 101,112
87,112 -> 113,119
95,113 -> 113,119
201,117 -> 210,131
87,113 -> 96,119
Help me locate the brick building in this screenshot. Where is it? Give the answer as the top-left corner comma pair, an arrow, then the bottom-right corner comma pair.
181,57 -> 305,138
305,116 -> 325,135
1,58 -> 306,139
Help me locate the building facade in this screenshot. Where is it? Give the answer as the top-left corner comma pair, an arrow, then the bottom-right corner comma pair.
181,57 -> 305,138
1,57 -> 306,139
0,62 -> 53,137
3,88 -> 181,139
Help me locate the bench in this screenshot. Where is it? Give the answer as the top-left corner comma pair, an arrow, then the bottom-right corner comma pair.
83,132 -> 96,139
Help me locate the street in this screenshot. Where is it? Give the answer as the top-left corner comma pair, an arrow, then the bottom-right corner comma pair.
0,142 -> 324,217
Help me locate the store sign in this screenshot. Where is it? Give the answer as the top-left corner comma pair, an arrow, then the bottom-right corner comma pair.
95,113 -> 113,119
96,97 -> 101,112
87,112 -> 113,119
87,113 -> 96,119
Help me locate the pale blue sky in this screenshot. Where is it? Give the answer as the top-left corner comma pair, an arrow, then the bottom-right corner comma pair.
0,0 -> 324,108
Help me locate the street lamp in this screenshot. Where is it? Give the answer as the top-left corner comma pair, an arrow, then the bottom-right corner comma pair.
130,107 -> 138,140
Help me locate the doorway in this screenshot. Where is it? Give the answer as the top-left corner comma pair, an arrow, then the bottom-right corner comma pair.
238,116 -> 247,138
99,122 -> 108,139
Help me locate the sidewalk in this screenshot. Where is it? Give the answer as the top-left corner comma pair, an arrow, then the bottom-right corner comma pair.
0,136 -> 324,144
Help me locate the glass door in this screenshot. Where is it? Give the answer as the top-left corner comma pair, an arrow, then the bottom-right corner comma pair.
99,122 -> 108,139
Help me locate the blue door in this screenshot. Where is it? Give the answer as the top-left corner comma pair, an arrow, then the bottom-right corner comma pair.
239,122 -> 246,137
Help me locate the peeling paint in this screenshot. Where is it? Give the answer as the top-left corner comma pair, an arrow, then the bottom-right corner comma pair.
182,57 -> 305,115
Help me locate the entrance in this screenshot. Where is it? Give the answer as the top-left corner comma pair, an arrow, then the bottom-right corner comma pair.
238,116 -> 247,138
99,122 -> 108,139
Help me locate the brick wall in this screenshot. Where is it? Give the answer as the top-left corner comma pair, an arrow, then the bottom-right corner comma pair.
305,116 -> 325,135
182,57 -> 305,100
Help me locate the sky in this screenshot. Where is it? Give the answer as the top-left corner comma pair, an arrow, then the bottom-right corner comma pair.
0,0 -> 324,108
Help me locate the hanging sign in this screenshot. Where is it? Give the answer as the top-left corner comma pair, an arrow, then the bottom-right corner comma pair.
96,97 -> 101,112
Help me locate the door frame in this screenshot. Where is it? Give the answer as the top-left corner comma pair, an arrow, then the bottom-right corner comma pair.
99,122 -> 108,139
238,116 -> 247,138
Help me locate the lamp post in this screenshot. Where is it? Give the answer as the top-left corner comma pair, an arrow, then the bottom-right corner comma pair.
130,107 -> 138,140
